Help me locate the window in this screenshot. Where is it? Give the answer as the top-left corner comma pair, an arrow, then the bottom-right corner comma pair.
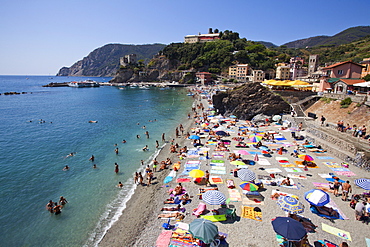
338,70 -> 343,75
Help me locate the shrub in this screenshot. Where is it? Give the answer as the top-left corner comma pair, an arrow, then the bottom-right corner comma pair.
320,97 -> 336,103
340,97 -> 352,108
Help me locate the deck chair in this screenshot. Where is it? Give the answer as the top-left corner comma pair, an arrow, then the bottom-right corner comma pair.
192,202 -> 206,217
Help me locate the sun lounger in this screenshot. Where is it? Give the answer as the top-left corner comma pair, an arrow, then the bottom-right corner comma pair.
241,206 -> 262,221
200,214 -> 227,222
192,202 -> 206,217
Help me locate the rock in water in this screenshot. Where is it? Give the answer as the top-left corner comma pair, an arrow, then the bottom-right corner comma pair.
212,83 -> 290,120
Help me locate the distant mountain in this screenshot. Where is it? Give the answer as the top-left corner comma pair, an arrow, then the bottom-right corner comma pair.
56,43 -> 166,77
256,41 -> 277,48
283,26 -> 370,48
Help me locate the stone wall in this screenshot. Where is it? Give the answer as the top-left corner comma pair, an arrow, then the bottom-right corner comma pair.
322,93 -> 367,103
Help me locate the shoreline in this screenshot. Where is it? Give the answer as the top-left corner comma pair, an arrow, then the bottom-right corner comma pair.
98,94 -> 198,246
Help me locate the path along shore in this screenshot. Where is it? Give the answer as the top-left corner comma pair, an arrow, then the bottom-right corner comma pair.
99,89 -> 370,247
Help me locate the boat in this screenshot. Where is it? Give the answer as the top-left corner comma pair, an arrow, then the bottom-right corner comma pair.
68,80 -> 100,88
139,85 -> 150,90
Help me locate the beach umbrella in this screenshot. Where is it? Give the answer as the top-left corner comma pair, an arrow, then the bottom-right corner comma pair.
239,182 -> 259,191
277,196 -> 304,214
298,154 -> 314,162
253,153 -> 259,162
354,178 -> 370,190
304,189 -> 330,206
237,169 -> 256,181
189,169 -> 205,178
189,218 -> 218,244
202,190 -> 226,205
271,217 -> 306,241
231,160 -> 247,166
189,135 -> 200,140
215,130 -> 227,136
249,134 -> 263,142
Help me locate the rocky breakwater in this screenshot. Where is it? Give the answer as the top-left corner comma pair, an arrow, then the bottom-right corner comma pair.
212,82 -> 291,120
110,56 -> 193,83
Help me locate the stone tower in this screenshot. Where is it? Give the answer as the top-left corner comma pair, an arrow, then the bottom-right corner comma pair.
308,55 -> 319,76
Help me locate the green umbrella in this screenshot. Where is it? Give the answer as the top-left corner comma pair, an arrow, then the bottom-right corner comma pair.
189,218 -> 218,244
231,160 -> 246,166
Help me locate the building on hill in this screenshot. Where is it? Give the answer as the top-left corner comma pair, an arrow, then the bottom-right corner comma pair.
360,58 -> 370,78
275,63 -> 290,80
332,79 -> 365,94
120,54 -> 137,67
318,60 -> 364,92
184,28 -> 220,43
196,72 -> 212,85
250,70 -> 265,83
308,55 -> 319,76
228,64 -> 250,82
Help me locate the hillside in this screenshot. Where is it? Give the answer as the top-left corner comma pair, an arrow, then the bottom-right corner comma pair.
283,26 -> 370,48
56,43 -> 166,77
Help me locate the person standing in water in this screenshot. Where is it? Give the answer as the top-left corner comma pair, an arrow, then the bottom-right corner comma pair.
115,147 -> 119,154
162,133 -> 165,142
59,196 -> 68,205
89,155 -> 95,162
115,163 -> 119,173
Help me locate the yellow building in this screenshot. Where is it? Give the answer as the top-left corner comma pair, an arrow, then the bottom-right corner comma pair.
276,65 -> 290,80
360,58 -> 370,78
228,64 -> 249,82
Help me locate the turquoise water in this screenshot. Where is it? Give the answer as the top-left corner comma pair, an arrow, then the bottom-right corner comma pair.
0,76 -> 193,246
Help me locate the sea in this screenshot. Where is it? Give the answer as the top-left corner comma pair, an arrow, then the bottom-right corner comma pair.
0,76 -> 194,247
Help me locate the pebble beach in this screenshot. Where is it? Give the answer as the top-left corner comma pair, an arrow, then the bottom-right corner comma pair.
99,88 -> 370,247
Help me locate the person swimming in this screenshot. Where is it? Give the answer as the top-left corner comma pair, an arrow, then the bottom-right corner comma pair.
63,165 -> 69,171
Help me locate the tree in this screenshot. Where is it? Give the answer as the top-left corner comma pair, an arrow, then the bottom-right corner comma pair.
362,74 -> 370,81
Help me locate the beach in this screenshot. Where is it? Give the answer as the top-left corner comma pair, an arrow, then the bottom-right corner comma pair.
99,90 -> 370,247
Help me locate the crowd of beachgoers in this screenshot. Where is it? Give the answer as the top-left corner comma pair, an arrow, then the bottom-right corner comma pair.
98,86 -> 370,247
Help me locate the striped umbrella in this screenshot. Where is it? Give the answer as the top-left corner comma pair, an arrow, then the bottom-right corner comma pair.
249,134 -> 263,142
277,196 -> 304,214
304,189 -> 330,206
239,182 -> 259,191
237,169 -> 256,181
202,190 -> 226,205
355,178 -> 370,190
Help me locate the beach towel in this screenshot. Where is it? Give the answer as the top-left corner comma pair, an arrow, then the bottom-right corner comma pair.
275,137 -> 287,141
366,238 -> 370,247
210,163 -> 225,167
241,206 -> 262,221
228,189 -> 242,202
321,223 -> 352,241
210,169 -> 226,175
211,160 -> 224,163
275,157 -> 289,161
210,176 -> 223,184
326,199 -> 349,220
226,179 -> 235,189
156,230 -> 173,247
174,222 -> 189,231
278,160 -> 290,164
318,173 -> 333,178
287,174 -> 307,179
265,168 -> 282,173
169,238 -> 193,247
249,151 -> 262,155
323,162 -> 341,168
257,159 -> 272,166
316,156 -> 334,159
200,214 -> 227,222
242,197 -> 265,205
335,171 -> 356,177
211,166 -> 226,171
271,190 -> 297,200
284,167 -> 303,173
212,153 -> 224,157
280,164 -> 296,167
278,178 -> 299,189
331,168 -> 350,172
176,178 -> 191,183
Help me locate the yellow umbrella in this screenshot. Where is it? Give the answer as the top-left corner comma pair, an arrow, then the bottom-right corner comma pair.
189,169 -> 205,178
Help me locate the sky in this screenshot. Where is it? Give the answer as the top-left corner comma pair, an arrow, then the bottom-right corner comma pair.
0,0 -> 369,75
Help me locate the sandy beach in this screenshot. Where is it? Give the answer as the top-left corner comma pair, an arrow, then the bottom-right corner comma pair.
99,91 -> 370,247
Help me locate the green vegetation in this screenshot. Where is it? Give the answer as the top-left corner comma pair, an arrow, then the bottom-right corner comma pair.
340,97 -> 352,108
320,97 -> 336,104
362,74 -> 370,81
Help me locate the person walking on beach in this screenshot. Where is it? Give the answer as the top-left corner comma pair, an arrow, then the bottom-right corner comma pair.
333,178 -> 341,197
156,140 -> 159,148
134,172 -> 138,184
115,163 -> 119,174
162,133 -> 165,142
342,181 -> 352,201
205,170 -> 211,186
138,172 -> 143,185
320,115 -> 326,126
147,171 -> 153,186
153,159 -> 158,172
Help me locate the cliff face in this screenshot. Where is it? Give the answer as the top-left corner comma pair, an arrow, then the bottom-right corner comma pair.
110,56 -> 192,83
212,83 -> 291,120
56,43 -> 166,77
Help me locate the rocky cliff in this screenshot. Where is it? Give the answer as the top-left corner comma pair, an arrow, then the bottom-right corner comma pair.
212,83 -> 291,120
110,56 -> 194,83
56,43 -> 166,77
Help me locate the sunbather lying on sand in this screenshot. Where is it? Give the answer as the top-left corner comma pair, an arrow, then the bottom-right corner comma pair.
161,204 -> 181,211
199,187 -> 218,193
157,212 -> 184,220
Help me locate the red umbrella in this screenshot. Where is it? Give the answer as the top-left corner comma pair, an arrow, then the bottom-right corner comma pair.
239,182 -> 259,191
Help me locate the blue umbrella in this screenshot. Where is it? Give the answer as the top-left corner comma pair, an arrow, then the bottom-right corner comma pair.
355,178 -> 370,190
304,189 -> 330,206
189,135 -> 200,140
271,217 -> 306,241
215,130 -> 227,136
237,169 -> 256,181
202,190 -> 226,205
277,196 -> 304,214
